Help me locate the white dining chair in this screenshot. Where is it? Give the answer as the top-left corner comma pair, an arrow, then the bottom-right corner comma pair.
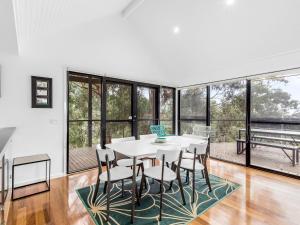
139,134 -> 157,166
93,148 -> 140,222
111,136 -> 144,169
182,134 -> 210,160
175,141 -> 212,203
139,149 -> 186,221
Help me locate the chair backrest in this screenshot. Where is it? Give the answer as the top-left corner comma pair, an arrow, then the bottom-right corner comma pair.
191,125 -> 212,138
156,149 -> 180,163
140,134 -> 157,140
111,136 -> 136,144
187,142 -> 208,155
96,149 -> 115,162
150,125 -> 167,137
182,134 -> 208,140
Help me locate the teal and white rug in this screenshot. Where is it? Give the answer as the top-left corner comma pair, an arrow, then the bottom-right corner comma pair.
76,172 -> 240,225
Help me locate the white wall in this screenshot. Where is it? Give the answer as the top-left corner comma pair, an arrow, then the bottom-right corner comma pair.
0,15 -> 166,185
0,0 -> 18,54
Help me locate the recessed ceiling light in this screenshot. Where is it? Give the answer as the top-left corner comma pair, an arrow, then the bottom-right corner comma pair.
173,26 -> 180,34
226,0 -> 235,5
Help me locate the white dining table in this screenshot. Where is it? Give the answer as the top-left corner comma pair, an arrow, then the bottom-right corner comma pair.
105,135 -> 205,223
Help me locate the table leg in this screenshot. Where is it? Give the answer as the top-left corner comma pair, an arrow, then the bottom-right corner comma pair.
131,156 -> 136,224
12,165 -> 14,200
49,160 -> 51,191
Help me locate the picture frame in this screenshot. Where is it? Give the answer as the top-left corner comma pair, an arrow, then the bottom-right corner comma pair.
31,76 -> 52,108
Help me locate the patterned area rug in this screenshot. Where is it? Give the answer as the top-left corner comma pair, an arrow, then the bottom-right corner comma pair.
76,172 -> 240,225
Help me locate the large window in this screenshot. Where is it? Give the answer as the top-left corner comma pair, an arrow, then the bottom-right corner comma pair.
67,72 -> 175,173
178,70 -> 300,178
160,87 -> 175,134
210,81 -> 246,165
251,75 -> 300,176
106,82 -> 132,143
179,86 -> 207,135
137,86 -> 158,136
68,73 -> 101,173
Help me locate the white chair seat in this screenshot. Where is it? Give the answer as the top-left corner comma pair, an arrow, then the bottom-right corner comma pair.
144,166 -> 177,182
117,158 -> 143,167
176,159 -> 204,171
99,166 -> 133,181
182,152 -> 194,159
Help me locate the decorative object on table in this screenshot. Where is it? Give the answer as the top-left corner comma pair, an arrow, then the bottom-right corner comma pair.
12,154 -> 51,200
31,76 -> 52,108
150,125 -> 167,137
77,173 -> 240,225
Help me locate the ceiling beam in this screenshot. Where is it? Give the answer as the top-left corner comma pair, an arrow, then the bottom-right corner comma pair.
121,0 -> 145,19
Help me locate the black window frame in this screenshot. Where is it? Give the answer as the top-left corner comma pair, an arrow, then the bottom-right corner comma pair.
67,71 -> 175,174
177,75 -> 300,180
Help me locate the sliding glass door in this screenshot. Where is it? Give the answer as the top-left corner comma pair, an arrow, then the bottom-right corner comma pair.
67,72 -> 176,173
137,86 -> 158,136
210,80 -> 246,165
250,75 -> 300,176
160,87 -> 175,134
105,82 -> 133,143
178,70 -> 300,178
179,86 -> 207,135
67,73 -> 101,173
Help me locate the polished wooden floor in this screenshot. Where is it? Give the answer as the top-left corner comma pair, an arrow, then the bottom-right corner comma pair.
8,159 -> 300,225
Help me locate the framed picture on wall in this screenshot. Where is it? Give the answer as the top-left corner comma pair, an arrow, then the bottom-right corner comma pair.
31,76 -> 52,108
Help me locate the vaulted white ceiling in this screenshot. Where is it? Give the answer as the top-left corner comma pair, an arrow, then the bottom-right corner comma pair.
127,0 -> 300,86
0,0 -> 18,54
13,0 -> 131,45
2,0 -> 300,86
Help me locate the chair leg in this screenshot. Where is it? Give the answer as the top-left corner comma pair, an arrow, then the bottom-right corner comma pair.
177,177 -> 186,205
139,175 -> 144,198
103,181 -> 107,194
121,180 -> 124,198
106,182 -> 111,222
137,165 -> 141,176
93,176 -> 100,203
204,168 -> 212,192
192,170 -> 195,203
141,163 -> 147,189
201,170 -> 205,178
186,170 -> 189,184
136,184 -> 140,206
168,181 -> 173,191
159,181 -> 163,221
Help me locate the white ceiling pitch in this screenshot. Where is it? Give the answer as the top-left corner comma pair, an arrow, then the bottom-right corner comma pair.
122,0 -> 145,19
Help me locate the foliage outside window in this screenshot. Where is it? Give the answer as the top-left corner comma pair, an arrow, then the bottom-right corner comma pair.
180,86 -> 206,135
160,87 -> 174,134
138,87 -> 156,135
68,75 -> 101,150
210,81 -> 246,143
